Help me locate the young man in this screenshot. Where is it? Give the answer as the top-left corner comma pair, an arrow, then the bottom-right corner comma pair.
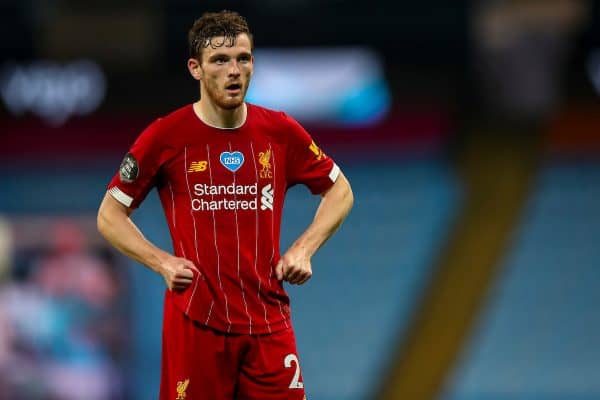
97,10 -> 353,400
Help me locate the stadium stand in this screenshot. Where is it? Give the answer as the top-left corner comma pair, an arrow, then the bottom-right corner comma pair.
285,161 -> 460,400
443,162 -> 600,400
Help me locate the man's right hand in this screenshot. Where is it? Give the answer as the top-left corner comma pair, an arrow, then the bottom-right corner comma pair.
98,193 -> 202,292
158,256 -> 201,291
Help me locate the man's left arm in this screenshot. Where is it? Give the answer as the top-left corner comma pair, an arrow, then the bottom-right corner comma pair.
276,171 -> 354,284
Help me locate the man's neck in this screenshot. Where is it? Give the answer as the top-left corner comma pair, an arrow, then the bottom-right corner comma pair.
193,100 -> 247,129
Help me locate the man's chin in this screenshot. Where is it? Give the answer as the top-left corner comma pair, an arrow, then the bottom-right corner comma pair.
217,98 -> 244,110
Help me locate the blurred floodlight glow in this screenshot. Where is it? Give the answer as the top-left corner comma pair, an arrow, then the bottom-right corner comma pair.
246,47 -> 390,125
0,60 -> 106,126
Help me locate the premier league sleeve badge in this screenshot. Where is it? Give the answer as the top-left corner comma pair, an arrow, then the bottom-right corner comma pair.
119,153 -> 139,183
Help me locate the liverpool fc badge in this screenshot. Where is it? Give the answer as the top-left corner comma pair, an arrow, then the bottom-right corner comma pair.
176,378 -> 189,400
259,149 -> 273,179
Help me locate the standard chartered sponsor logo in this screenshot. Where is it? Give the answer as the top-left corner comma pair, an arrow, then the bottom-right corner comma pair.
261,184 -> 274,211
194,183 -> 257,196
192,197 -> 258,211
190,182 -> 273,211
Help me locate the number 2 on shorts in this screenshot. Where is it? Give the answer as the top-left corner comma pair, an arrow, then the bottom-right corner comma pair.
284,354 -> 304,389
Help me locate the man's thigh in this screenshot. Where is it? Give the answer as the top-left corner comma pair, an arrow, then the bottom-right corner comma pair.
159,305 -> 237,400
237,327 -> 306,400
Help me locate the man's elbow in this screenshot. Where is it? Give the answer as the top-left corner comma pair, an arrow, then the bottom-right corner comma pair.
343,181 -> 354,213
346,184 -> 354,211
97,205 -> 111,239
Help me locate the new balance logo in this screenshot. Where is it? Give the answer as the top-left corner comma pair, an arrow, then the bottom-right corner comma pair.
188,161 -> 207,172
261,184 -> 274,211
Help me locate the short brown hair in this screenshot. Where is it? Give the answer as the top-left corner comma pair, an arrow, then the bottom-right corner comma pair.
188,10 -> 253,60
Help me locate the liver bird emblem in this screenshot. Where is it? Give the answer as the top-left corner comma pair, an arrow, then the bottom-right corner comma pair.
176,379 -> 189,400
259,149 -> 273,179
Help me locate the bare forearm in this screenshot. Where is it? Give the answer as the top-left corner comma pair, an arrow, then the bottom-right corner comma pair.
292,172 -> 354,256
97,193 -> 170,273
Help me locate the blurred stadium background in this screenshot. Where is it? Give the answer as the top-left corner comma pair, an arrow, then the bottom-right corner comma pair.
0,1 -> 599,399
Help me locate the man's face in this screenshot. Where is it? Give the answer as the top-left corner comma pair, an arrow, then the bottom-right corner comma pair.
194,33 -> 253,110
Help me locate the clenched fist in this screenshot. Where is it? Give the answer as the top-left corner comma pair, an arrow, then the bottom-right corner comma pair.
276,247 -> 312,285
158,256 -> 200,291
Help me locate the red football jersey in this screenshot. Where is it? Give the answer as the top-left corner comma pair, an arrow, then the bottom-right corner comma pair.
108,103 -> 339,334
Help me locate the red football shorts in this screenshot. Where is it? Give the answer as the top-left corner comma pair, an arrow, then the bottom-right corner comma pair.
159,305 -> 306,400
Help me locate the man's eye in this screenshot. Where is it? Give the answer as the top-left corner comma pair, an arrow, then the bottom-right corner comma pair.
215,58 -> 227,64
239,56 -> 251,63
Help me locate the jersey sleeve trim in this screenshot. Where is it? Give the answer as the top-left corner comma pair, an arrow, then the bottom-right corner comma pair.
108,186 -> 134,207
329,163 -> 340,183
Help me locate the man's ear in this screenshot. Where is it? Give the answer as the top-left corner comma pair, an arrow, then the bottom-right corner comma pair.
187,58 -> 202,81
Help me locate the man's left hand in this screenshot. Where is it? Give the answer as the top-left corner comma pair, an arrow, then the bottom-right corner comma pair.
275,248 -> 312,285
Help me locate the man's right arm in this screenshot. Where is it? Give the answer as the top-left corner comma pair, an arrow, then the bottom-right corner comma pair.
97,192 -> 198,291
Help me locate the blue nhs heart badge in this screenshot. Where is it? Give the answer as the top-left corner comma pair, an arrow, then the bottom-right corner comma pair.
220,151 -> 244,172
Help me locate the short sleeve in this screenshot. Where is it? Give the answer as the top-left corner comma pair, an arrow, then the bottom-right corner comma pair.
107,119 -> 167,209
284,113 -> 340,194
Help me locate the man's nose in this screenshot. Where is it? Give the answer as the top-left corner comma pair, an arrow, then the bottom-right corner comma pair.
228,60 -> 240,76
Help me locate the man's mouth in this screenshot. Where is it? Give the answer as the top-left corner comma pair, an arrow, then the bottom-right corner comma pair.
225,83 -> 242,93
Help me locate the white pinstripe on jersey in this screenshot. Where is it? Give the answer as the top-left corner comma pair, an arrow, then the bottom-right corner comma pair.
228,142 -> 253,334
168,182 -> 176,228
205,300 -> 214,325
183,147 -> 201,316
269,142 -> 289,328
250,141 -> 272,333
170,180 -> 207,317
168,182 -> 186,258
206,144 -> 232,332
